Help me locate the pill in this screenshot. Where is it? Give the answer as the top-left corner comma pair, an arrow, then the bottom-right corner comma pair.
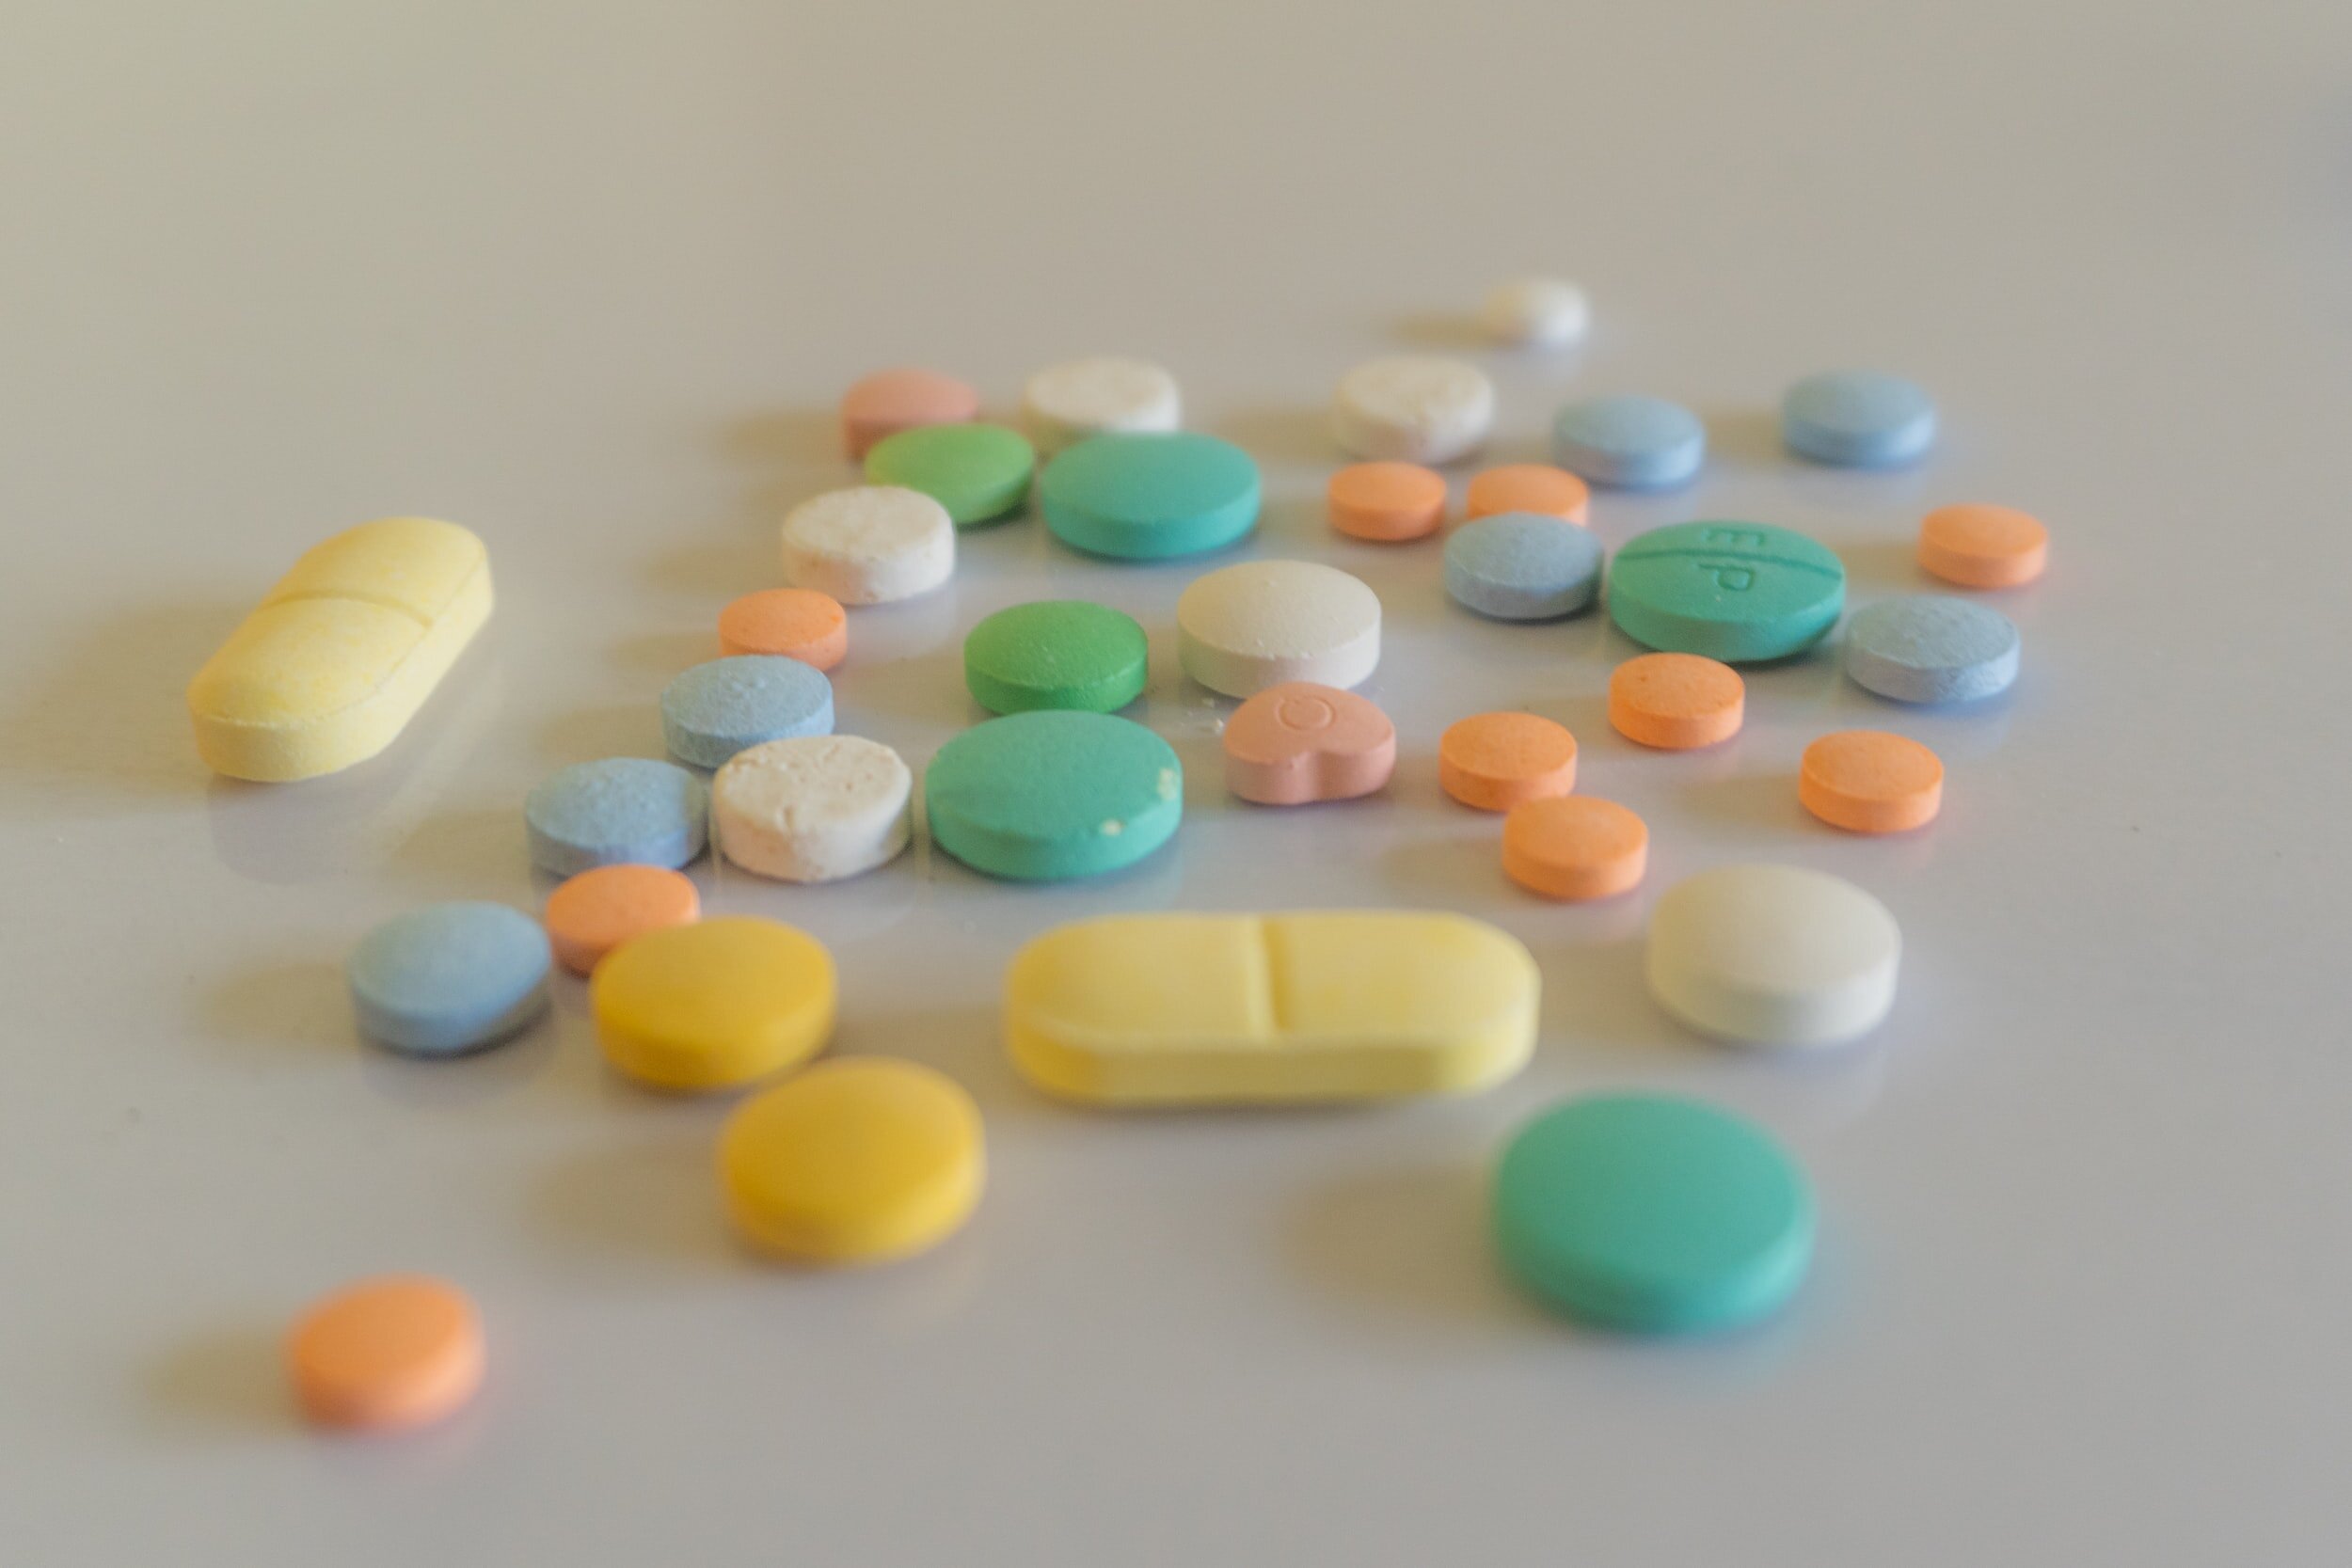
863,422 -> 1035,528
1005,911 -> 1538,1105
1221,681 -> 1395,805
1782,371 -> 1936,468
1438,712 -> 1577,811
1918,503 -> 2048,588
717,588 -> 847,671
1844,594 -> 2019,705
1038,431 -> 1261,560
1799,730 -> 1943,833
1332,356 -> 1495,465
1464,464 -> 1590,524
1502,796 -> 1647,901
780,485 -> 955,606
711,735 -> 913,883
287,1275 -> 484,1432
963,600 -> 1148,714
1327,461 -> 1446,543
924,711 -> 1182,881
1607,653 -> 1744,749
347,902 -> 551,1055
543,864 -> 700,975
1551,395 -> 1705,490
187,517 -> 492,783
1176,561 -> 1380,698
524,757 -> 709,876
1020,356 -> 1182,454
1608,519 -> 1846,662
720,1058 -> 984,1263
1492,1095 -> 1814,1333
591,916 -> 836,1091
838,367 -> 979,460
1480,276 -> 1590,349
660,655 -> 834,769
1444,513 -> 1605,622
1646,863 -> 1900,1047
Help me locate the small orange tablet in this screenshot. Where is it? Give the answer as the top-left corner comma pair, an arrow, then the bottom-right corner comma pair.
1800,730 -> 1943,833
1327,462 -> 1446,542
544,864 -> 701,974
1919,504 -> 2048,588
1502,796 -> 1647,900
1439,712 -> 1578,811
1608,653 -> 1744,750
839,368 -> 980,460
1464,464 -> 1590,525
288,1275 -> 483,1433
718,588 -> 848,670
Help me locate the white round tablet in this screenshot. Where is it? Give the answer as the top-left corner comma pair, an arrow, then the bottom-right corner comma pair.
1021,356 -> 1183,455
1645,864 -> 1899,1049
712,735 -> 914,883
1480,277 -> 1590,349
780,485 -> 954,606
1331,356 -> 1495,466
1176,561 -> 1381,698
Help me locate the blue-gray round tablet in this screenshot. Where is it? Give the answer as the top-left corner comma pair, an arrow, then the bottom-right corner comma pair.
525,757 -> 708,875
660,656 -> 834,768
348,902 -> 551,1056
1782,372 -> 1936,468
1445,513 -> 1605,622
1552,395 -> 1705,491
1843,594 -> 2018,704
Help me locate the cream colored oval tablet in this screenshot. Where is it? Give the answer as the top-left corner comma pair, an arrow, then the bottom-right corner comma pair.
1176,561 -> 1381,698
1646,864 -> 1900,1050
1332,356 -> 1496,465
780,485 -> 954,606
712,735 -> 913,883
1021,356 -> 1182,454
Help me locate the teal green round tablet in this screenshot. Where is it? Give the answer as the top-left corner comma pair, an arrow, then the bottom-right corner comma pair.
964,600 -> 1148,715
1038,432 -> 1261,560
1493,1094 -> 1814,1334
924,711 -> 1181,880
1607,519 -> 1845,663
865,422 -> 1035,528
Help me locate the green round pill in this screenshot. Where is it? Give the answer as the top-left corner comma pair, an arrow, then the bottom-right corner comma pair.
1607,520 -> 1845,663
923,711 -> 1181,881
865,422 -> 1035,528
1492,1094 -> 1814,1334
1038,432 -> 1261,560
963,600 -> 1148,715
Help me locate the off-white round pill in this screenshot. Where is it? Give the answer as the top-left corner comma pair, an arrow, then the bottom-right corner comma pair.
1176,561 -> 1381,698
1646,864 -> 1899,1050
780,486 -> 954,606
1021,357 -> 1182,455
1332,356 -> 1495,465
712,735 -> 914,883
1481,277 -> 1590,349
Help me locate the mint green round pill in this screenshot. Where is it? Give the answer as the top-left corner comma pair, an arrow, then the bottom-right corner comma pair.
964,600 -> 1148,715
1607,519 -> 1844,663
865,423 -> 1035,528
1038,432 -> 1260,560
1493,1094 -> 1814,1334
923,711 -> 1181,881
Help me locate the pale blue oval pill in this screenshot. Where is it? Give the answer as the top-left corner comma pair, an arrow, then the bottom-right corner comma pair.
1445,513 -> 1605,622
660,656 -> 834,768
1844,594 -> 2018,704
1552,395 -> 1705,491
525,757 -> 709,875
348,902 -> 551,1056
1782,372 -> 1936,468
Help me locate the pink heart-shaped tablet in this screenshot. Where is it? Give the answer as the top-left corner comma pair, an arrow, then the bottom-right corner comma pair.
1222,682 -> 1397,805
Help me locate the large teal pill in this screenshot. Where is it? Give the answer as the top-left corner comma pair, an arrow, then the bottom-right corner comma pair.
865,422 -> 1035,528
1607,520 -> 1845,663
964,600 -> 1148,715
923,711 -> 1181,880
1493,1094 -> 1814,1334
1038,432 -> 1261,560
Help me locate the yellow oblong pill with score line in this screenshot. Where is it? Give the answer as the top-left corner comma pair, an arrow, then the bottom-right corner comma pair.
591,917 -> 836,1092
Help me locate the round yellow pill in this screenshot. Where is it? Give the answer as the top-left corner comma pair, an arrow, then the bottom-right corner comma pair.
718,1057 -> 984,1263
590,917 -> 835,1091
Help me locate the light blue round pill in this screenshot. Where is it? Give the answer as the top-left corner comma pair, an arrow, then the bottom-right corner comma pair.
1444,513 -> 1605,622
1552,395 -> 1706,491
1844,594 -> 2019,704
1782,372 -> 1936,468
1038,432 -> 1261,561
524,757 -> 709,876
348,902 -> 551,1056
660,655 -> 834,768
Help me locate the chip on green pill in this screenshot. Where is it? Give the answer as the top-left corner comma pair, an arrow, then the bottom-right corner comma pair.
864,422 -> 1035,528
963,600 -> 1148,715
923,711 -> 1181,881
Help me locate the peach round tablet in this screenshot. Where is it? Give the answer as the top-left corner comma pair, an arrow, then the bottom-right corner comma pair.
1465,464 -> 1590,525
1608,653 -> 1745,750
1439,713 -> 1578,811
1327,462 -> 1446,542
1502,796 -> 1647,900
1918,504 -> 2048,588
287,1275 -> 483,1432
544,864 -> 700,975
838,368 -> 979,460
1800,730 -> 1943,833
717,588 -> 847,670
1222,682 -> 1396,805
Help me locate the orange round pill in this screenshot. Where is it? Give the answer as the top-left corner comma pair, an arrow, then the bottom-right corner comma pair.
838,368 -> 980,460
1327,462 -> 1446,542
1464,464 -> 1590,525
1438,712 -> 1578,811
287,1275 -> 484,1432
1918,503 -> 2048,588
717,588 -> 848,671
1502,795 -> 1647,900
544,864 -> 701,974
1607,653 -> 1744,750
1800,730 -> 1944,833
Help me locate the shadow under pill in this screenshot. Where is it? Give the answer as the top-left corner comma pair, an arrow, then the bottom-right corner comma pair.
1283,1161 -> 1558,1343
0,603 -> 244,810
201,958 -> 352,1057
139,1324 -> 295,1439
